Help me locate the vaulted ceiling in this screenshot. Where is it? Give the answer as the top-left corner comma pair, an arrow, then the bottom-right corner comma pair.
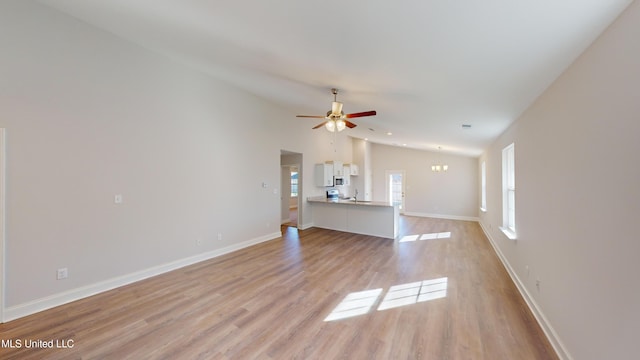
39,0 -> 632,156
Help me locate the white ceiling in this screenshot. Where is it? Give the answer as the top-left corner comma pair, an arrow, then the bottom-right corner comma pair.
39,0 -> 632,156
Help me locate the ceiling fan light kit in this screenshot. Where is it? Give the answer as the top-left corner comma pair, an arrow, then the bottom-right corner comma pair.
297,88 -> 377,132
329,119 -> 346,132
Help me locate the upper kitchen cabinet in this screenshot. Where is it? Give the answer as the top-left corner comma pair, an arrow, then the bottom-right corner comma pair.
342,170 -> 351,186
326,160 -> 344,176
349,164 -> 359,176
315,163 -> 334,187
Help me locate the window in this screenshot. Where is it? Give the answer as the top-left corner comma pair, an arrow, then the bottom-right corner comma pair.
480,160 -> 487,212
290,171 -> 298,197
501,144 -> 516,239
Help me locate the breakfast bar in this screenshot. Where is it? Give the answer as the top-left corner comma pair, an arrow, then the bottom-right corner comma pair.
307,197 -> 399,239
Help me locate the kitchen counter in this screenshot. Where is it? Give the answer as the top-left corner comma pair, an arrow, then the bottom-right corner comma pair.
307,196 -> 399,239
306,196 -> 394,207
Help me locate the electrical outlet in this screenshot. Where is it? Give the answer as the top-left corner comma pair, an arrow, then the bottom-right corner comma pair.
114,194 -> 123,204
217,233 -> 222,241
57,268 -> 68,280
196,237 -> 203,246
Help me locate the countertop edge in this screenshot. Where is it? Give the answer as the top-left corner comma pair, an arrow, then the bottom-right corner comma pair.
307,197 -> 395,208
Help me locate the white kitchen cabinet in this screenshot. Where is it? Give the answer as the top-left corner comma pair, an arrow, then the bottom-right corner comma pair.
327,160 -> 344,176
315,163 -> 334,187
342,166 -> 351,186
349,164 -> 359,176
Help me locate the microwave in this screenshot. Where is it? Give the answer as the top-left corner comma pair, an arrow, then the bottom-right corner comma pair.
333,176 -> 345,186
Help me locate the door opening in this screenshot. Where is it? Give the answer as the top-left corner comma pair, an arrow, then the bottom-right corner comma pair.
281,166 -> 299,227
386,170 -> 405,214
280,150 -> 303,229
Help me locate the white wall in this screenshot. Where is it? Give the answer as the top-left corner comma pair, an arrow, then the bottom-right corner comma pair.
479,2 -> 640,359
0,0 -> 352,319
371,144 -> 478,219
351,138 -> 372,201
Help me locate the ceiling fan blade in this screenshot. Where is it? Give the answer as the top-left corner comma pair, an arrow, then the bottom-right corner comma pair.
344,120 -> 357,128
345,110 -> 376,118
312,121 -> 328,129
296,115 -> 326,118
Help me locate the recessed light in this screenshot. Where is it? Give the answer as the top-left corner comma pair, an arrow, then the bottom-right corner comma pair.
402,144 -> 407,146
386,132 -> 392,136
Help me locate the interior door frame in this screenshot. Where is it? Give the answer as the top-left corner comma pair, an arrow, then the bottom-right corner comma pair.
280,164 -> 301,227
385,169 -> 406,214
280,165 -> 291,225
279,149 -> 303,229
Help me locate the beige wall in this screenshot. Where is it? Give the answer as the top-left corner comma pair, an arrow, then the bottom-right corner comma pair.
0,0 -> 352,319
6,3 -> 639,358
371,143 -> 478,219
351,138 -> 372,201
479,2 -> 640,359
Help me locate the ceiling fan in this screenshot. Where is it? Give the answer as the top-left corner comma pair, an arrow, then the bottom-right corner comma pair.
296,88 -> 376,132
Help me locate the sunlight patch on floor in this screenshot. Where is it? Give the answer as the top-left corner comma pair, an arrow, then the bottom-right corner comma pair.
324,288 -> 383,322
377,277 -> 448,311
399,232 -> 451,242
324,277 -> 448,321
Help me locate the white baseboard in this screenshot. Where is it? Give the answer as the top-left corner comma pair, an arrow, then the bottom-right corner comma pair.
3,231 -> 281,322
403,211 -> 479,222
298,222 -> 314,230
478,222 -> 571,360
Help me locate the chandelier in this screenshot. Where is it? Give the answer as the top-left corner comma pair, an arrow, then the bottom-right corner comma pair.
431,146 -> 448,172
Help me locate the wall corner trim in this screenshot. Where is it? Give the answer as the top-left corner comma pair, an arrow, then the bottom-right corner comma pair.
478,221 -> 572,360
298,222 -> 314,230
2,231 -> 281,323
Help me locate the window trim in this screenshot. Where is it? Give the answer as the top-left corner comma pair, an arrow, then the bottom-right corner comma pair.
480,160 -> 487,212
500,143 -> 516,240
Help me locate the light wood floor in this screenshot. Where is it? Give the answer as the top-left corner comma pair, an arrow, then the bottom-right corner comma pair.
0,216 -> 558,359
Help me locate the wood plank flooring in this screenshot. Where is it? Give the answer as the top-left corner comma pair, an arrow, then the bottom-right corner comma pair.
0,216 -> 558,359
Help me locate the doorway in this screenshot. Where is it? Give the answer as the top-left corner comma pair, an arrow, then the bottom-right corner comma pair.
385,170 -> 405,214
281,165 -> 299,227
280,150 -> 303,229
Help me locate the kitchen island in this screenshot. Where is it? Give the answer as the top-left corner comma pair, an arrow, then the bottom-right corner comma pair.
307,197 -> 399,239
